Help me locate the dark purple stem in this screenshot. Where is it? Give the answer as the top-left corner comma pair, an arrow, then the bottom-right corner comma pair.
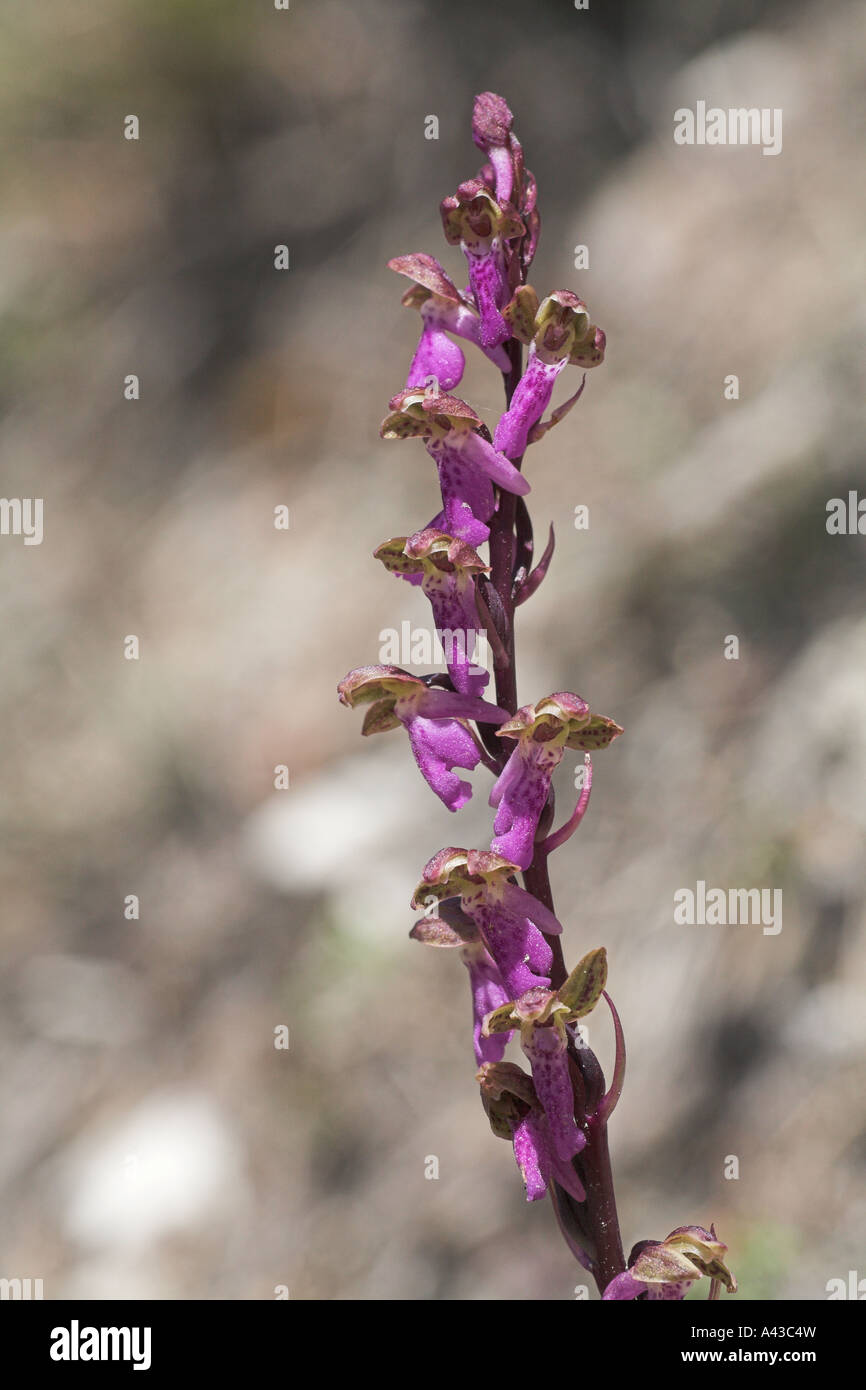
486,338 -> 523,719
488,338 -> 626,1296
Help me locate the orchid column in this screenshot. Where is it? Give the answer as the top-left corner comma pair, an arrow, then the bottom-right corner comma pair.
338,92 -> 735,1302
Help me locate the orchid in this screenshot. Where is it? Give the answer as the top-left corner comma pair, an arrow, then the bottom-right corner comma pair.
483,947 -> 608,1164
374,530 -> 490,696
495,289 -> 606,460
337,91 -> 735,1302
490,693 -> 622,869
409,910 -> 511,1066
387,252 -> 510,390
603,1227 -> 738,1301
411,847 -> 562,997
337,665 -> 508,810
440,179 -> 524,350
381,389 -> 529,547
478,1061 -> 586,1206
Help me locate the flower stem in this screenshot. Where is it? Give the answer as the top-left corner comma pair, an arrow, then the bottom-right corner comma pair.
487,341 -> 523,717
491,342 -> 626,1295
579,1109 -> 627,1292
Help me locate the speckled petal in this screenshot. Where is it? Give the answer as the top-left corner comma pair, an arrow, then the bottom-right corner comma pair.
405,319 -> 466,393
465,242 -> 510,349
511,1110 -> 549,1202
403,714 -> 480,811
521,1023 -> 585,1164
490,740 -> 565,870
493,350 -> 567,459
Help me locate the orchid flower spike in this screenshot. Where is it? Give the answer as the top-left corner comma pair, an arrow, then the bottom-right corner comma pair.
336,87 -> 730,1302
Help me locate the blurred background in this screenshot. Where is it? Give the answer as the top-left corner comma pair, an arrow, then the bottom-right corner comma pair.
0,0 -> 864,1300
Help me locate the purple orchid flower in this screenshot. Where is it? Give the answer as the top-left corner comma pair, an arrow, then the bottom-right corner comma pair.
409,906 -> 512,1065
603,1226 -> 738,1301
512,1103 -> 586,1204
472,91 -> 520,206
464,943 -> 512,1064
441,179 -> 525,350
381,390 -> 529,548
471,92 -> 540,283
490,693 -> 623,870
411,847 -> 564,998
338,665 -> 508,811
375,530 -> 492,697
494,289 -> 606,460
482,950 -> 611,1175
388,252 -> 510,390
519,1015 -> 583,1165
477,1060 -> 586,1207
491,997 -> 582,1167
467,883 -> 555,996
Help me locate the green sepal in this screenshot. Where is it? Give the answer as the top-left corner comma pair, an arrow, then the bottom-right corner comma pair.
557,947 -> 608,1019
564,714 -> 624,751
503,285 -> 539,344
361,699 -> 402,735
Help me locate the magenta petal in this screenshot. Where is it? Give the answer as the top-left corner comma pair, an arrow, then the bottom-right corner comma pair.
403,714 -> 479,811
511,1111 -> 549,1201
465,244 -> 510,349
648,1281 -> 692,1300
602,1271 -> 649,1301
522,1025 -> 585,1164
464,948 -> 511,1065
489,741 -> 523,810
459,430 -> 531,496
405,320 -> 465,394
413,689 -> 508,723
488,145 -> 514,206
427,436 -> 495,546
513,1107 -> 584,1205
490,743 -> 558,870
440,499 -> 489,548
470,901 -> 552,996
424,578 -> 488,698
493,351 -> 566,459
497,881 -> 563,937
444,302 -> 511,373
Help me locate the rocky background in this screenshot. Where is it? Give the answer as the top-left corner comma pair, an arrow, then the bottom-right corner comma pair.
0,0 -> 863,1298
